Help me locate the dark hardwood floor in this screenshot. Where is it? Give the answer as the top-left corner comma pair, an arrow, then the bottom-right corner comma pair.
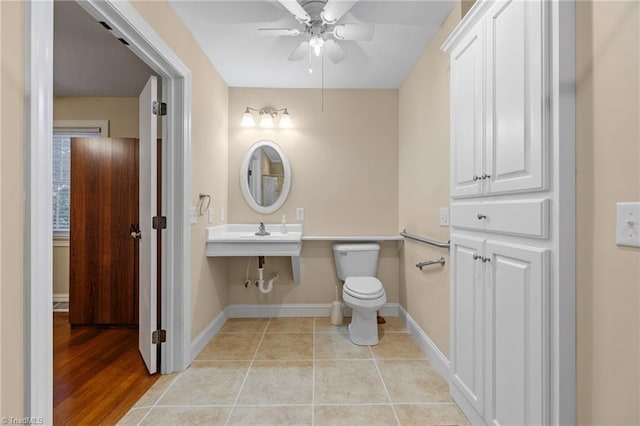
54,313 -> 158,425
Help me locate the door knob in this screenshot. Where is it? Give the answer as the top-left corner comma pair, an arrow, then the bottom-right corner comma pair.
481,173 -> 491,180
130,224 -> 142,239
472,175 -> 480,182
473,254 -> 481,260
477,214 -> 487,220
481,257 -> 491,263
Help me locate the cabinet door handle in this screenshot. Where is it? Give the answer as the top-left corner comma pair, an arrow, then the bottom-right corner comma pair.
477,214 -> 487,220
481,173 -> 491,180
481,256 -> 491,263
473,254 -> 481,260
472,175 -> 480,182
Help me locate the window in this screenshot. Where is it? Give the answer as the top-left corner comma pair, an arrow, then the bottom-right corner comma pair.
52,121 -> 108,237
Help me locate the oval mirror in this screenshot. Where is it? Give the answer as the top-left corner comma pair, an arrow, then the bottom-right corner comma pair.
240,140 -> 292,214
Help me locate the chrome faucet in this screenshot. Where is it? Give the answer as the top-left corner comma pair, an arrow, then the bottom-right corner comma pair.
255,222 -> 270,236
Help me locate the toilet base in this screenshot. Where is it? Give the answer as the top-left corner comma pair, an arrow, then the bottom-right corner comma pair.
348,310 -> 380,346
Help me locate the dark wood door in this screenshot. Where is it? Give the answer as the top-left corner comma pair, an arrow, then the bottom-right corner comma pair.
69,138 -> 139,326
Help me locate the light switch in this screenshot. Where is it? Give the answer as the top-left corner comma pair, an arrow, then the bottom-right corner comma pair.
208,208 -> 214,224
616,202 -> 640,247
189,206 -> 197,225
440,207 -> 449,227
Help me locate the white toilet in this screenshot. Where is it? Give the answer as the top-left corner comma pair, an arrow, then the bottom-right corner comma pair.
332,243 -> 386,346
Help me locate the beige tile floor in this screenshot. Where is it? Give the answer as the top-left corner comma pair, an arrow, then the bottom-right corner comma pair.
119,317 -> 469,426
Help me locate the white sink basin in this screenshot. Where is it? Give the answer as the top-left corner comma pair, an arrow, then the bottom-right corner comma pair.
205,224 -> 303,257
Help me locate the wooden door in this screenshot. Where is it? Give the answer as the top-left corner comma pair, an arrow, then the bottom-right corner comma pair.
485,0 -> 546,195
450,21 -> 485,198
69,137 -> 139,326
449,233 -> 485,415
484,240 -> 549,425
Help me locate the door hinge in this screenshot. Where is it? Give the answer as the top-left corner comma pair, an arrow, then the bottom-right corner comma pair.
153,101 -> 167,116
152,216 -> 167,230
152,329 -> 167,344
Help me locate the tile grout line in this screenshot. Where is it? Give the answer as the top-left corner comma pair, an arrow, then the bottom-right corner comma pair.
135,374 -> 182,425
369,346 -> 402,426
223,317 -> 271,426
312,318 -> 316,426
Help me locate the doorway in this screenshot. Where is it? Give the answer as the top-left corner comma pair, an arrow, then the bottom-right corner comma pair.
26,0 -> 192,420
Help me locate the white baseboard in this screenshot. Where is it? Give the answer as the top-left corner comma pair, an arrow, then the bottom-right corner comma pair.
225,303 -> 400,319
398,306 -> 450,380
190,309 -> 227,361
53,293 -> 68,303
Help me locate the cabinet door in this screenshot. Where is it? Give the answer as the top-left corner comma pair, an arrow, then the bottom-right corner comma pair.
484,240 -> 549,425
485,0 -> 547,195
450,234 -> 485,414
450,23 -> 484,198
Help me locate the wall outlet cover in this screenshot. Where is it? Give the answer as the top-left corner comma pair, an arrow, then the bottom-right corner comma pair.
189,206 -> 197,225
440,207 -> 450,226
208,208 -> 214,224
616,202 -> 640,247
296,207 -> 304,221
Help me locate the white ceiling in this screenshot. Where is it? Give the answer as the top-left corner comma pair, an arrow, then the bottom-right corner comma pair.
54,0 -> 155,97
169,0 -> 455,89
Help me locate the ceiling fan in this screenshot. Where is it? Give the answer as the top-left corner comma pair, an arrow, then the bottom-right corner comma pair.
259,0 -> 374,64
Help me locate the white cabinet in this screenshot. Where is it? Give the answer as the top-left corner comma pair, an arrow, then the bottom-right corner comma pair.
450,235 -> 549,425
450,22 -> 484,198
449,0 -> 547,199
450,235 -> 485,414
484,240 -> 549,425
443,1 -> 553,424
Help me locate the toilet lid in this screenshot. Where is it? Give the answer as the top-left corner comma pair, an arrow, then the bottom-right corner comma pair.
344,277 -> 385,300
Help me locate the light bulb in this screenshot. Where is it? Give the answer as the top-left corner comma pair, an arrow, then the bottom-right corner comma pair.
309,35 -> 324,57
278,110 -> 292,129
240,108 -> 255,127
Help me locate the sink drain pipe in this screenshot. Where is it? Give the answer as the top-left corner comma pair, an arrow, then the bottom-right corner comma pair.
256,256 -> 279,294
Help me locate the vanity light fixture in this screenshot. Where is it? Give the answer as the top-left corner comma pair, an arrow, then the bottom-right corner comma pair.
241,107 -> 293,129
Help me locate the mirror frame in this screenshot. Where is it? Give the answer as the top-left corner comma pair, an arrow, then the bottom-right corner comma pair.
240,140 -> 292,214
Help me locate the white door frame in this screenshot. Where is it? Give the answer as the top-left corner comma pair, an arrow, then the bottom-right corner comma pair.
25,0 -> 192,420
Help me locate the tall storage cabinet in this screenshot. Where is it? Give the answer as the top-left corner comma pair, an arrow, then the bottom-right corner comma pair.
443,0 -> 560,424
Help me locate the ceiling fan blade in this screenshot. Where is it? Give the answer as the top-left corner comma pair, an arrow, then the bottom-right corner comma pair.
258,28 -> 302,37
332,23 -> 374,41
321,0 -> 358,24
288,41 -> 310,61
324,39 -> 348,64
277,0 -> 311,24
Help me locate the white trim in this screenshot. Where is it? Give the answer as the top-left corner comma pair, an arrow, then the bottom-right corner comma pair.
397,306 -> 450,380
52,238 -> 69,248
190,310 -> 227,361
52,294 -> 69,304
225,303 -> 400,319
25,1 -> 54,421
27,0 -> 193,419
53,119 -> 109,137
76,0 -> 193,375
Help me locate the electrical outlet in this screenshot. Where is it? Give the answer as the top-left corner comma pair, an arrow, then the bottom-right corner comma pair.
189,206 -> 197,225
440,207 -> 449,226
296,207 -> 304,221
220,207 -> 225,222
616,202 -> 640,247
208,208 -> 214,224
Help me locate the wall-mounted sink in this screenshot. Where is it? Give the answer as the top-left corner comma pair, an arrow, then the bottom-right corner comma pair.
205,224 -> 303,257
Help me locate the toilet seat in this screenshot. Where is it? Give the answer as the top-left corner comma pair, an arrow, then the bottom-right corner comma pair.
344,277 -> 385,300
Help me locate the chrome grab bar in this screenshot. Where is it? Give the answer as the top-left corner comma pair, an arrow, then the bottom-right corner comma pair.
416,257 -> 446,270
400,229 -> 450,249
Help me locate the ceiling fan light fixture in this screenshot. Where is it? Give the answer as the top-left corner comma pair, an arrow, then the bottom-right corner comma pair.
241,108 -> 256,127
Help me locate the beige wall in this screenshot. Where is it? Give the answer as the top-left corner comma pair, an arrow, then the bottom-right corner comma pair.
130,1 -> 229,340
576,1 -> 640,423
52,96 -> 140,296
398,5 -> 460,357
0,0 -> 24,418
54,96 -> 139,138
227,88 -> 399,305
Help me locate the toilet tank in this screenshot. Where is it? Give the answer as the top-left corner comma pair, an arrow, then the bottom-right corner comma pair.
332,243 -> 380,281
